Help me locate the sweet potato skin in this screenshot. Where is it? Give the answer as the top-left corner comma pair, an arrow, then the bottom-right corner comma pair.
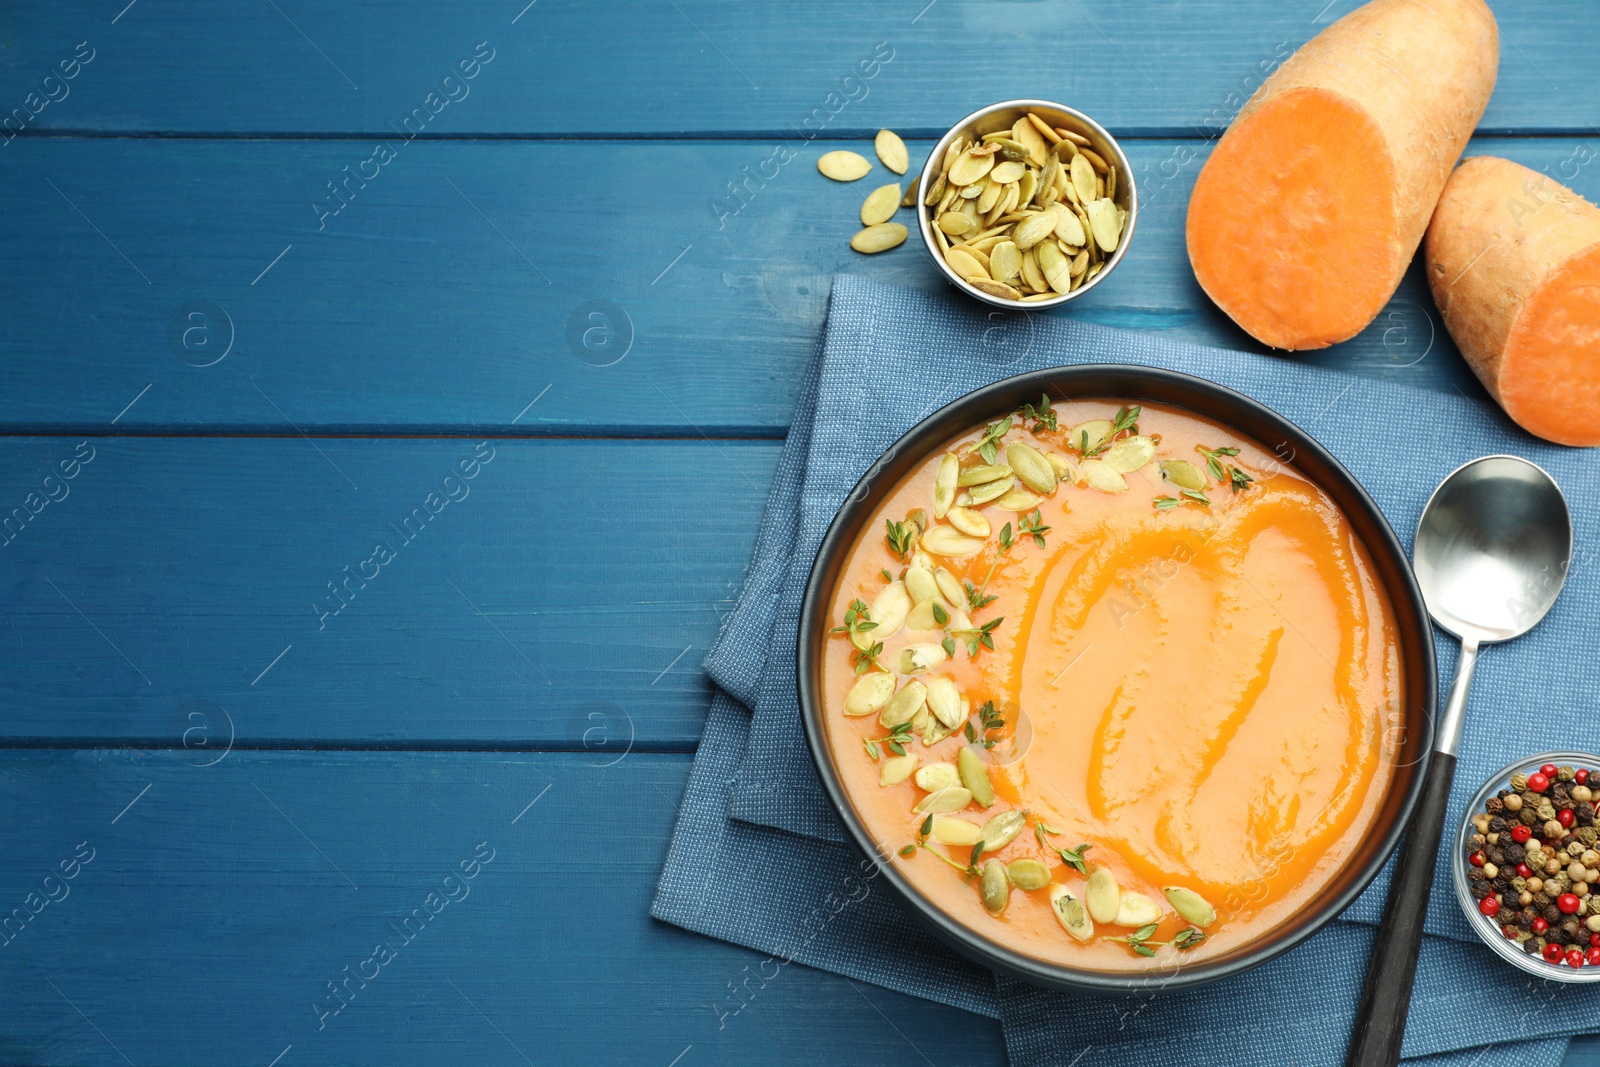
1187,0 -> 1499,350
1426,155 -> 1600,445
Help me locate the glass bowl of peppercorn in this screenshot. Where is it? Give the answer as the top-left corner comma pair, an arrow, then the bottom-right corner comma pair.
1455,752 -> 1600,980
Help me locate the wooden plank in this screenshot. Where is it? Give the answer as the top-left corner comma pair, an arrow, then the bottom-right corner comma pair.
0,2 -> 1593,136
0,437 -> 777,746
6,135 -> 1596,436
0,750 -> 1005,1066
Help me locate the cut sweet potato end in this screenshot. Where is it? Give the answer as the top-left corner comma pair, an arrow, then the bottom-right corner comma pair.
1187,88 -> 1401,350
1499,245 -> 1600,446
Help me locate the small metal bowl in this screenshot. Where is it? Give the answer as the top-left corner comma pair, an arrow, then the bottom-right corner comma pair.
1454,751 -> 1600,982
916,99 -> 1138,310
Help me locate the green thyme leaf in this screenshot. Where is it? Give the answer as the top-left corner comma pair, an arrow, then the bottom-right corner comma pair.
1153,495 -> 1183,510
899,844 -> 916,857
965,580 -> 998,611
886,519 -> 915,560
1055,842 -> 1094,875
1020,393 -> 1058,432
932,602 -> 949,626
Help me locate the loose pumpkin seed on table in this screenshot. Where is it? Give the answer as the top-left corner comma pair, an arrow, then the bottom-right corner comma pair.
818,150 -> 873,181
923,110 -> 1127,301
875,129 -> 909,175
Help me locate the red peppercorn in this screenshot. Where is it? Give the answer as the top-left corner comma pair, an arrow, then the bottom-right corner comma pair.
1592,933 -> 1600,948
1542,763 -> 1560,777
1589,948 -> 1600,967
1579,769 -> 1590,786
1560,893 -> 1582,914
1512,824 -> 1533,843
1471,850 -> 1487,867
1534,917 -> 1550,933
1560,808 -> 1576,829
1479,896 -> 1501,917
1545,942 -> 1565,962
1529,772 -> 1551,792
1518,863 -> 1534,878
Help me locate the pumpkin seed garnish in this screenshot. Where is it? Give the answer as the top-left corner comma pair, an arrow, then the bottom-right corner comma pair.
1050,885 -> 1095,941
957,746 -> 996,808
879,752 -> 918,785
1006,441 -> 1057,495
1163,886 -> 1217,927
1006,858 -> 1051,891
978,809 -> 1027,853
1085,867 -> 1121,924
874,130 -> 909,175
1113,890 -> 1163,927
979,859 -> 1010,914
844,671 -> 897,716
931,816 -> 982,846
1159,459 -> 1208,491
914,785 -> 973,814
818,150 -> 873,181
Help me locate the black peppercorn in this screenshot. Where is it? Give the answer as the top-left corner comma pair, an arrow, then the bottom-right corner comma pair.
1579,802 -> 1597,823
1550,927 -> 1570,945
1534,892 -> 1552,909
1517,911 -> 1535,930
1545,904 -> 1564,924
1488,846 -> 1507,865
1490,816 -> 1510,833
1470,882 -> 1492,900
1487,796 -> 1505,814
1504,842 -> 1526,863
1526,938 -> 1544,955
1553,782 -> 1572,801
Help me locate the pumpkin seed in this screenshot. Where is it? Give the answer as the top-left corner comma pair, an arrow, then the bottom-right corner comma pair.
1069,154 -> 1097,204
958,746 -> 995,808
957,463 -> 1012,487
1020,247 -> 1047,292
975,176 -> 1005,215
1086,197 -> 1122,252
1012,117 -> 1047,167
1005,441 -> 1057,495
905,598 -> 948,632
914,761 -> 961,792
898,642 -> 947,674
915,785 -> 973,814
1006,858 -> 1051,891
850,223 -> 908,253
1069,419 -> 1115,453
988,240 -> 1022,287
870,580 -> 911,636
916,708 -> 953,746
989,160 -> 1026,185
938,211 -> 976,237
819,150 -> 873,181
1069,248 -> 1090,278
921,525 -> 986,557
968,279 -> 1022,301
978,809 -> 1026,853
995,488 -> 1044,511
1085,867 -> 1121,923
1015,167 -> 1038,210
1050,885 -> 1095,940
1057,127 -> 1091,146
933,567 -> 964,606
925,676 -> 965,729
844,671 -> 896,716
931,816 -> 981,846
1078,459 -> 1128,493
1163,886 -> 1217,927
1102,435 -> 1155,474
1080,146 -> 1110,174
1050,203 -> 1087,246
1045,451 -> 1077,484
922,171 -> 947,206
879,753 -> 917,786
958,475 -> 1015,506
1013,211 -> 1057,251
901,176 -> 920,206
944,247 -> 988,281
948,150 -> 995,187
875,129 -> 909,175
1160,459 -> 1208,491
980,859 -> 1010,915
1114,891 -> 1163,927
904,563 -> 939,605
946,506 -> 991,538
879,680 -> 926,727
1035,240 -> 1072,295
860,183 -> 902,226
932,452 -> 959,518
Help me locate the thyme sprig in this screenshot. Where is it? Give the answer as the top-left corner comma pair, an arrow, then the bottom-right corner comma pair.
1034,822 -> 1094,873
1018,508 -> 1051,548
830,598 -> 884,675
950,616 -> 1003,656
863,719 -> 914,760
1079,404 -> 1142,457
963,700 -> 1007,748
1108,923 -> 1207,957
1197,444 -> 1255,494
1019,393 -> 1058,433
1152,488 -> 1211,510
885,518 -> 916,560
964,416 -> 1014,464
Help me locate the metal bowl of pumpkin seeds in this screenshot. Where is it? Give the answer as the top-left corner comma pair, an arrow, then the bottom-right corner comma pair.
917,100 -> 1137,309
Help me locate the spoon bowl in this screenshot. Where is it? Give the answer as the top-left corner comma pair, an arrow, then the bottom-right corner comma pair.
1414,455 -> 1572,645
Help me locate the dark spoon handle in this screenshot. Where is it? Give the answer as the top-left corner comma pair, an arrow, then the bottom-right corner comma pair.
1344,750 -> 1458,1067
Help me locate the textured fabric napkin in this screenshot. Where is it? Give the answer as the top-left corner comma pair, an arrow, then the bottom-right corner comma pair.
657,275 -> 1600,1066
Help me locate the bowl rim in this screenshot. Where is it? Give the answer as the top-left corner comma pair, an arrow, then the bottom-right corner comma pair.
1452,750 -> 1600,982
915,98 -> 1139,311
796,363 -> 1438,993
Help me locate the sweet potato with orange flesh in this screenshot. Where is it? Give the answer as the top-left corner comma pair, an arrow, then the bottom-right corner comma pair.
1186,0 -> 1499,350
1426,156 -> 1600,446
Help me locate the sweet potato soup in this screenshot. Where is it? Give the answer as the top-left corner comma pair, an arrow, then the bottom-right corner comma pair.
822,397 -> 1402,968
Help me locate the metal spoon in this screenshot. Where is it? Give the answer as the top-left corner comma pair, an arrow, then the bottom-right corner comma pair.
1347,455 -> 1572,1067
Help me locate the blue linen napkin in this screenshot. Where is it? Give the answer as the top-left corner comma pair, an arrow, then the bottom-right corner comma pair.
656,274 -> 1600,1065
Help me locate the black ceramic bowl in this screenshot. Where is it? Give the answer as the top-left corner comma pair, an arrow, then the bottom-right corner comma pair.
796,364 -> 1438,993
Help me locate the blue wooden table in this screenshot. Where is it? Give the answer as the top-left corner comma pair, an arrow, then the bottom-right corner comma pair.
3,2 -> 1599,1063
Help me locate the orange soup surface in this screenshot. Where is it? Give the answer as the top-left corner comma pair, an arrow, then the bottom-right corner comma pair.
822,399 -> 1402,969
